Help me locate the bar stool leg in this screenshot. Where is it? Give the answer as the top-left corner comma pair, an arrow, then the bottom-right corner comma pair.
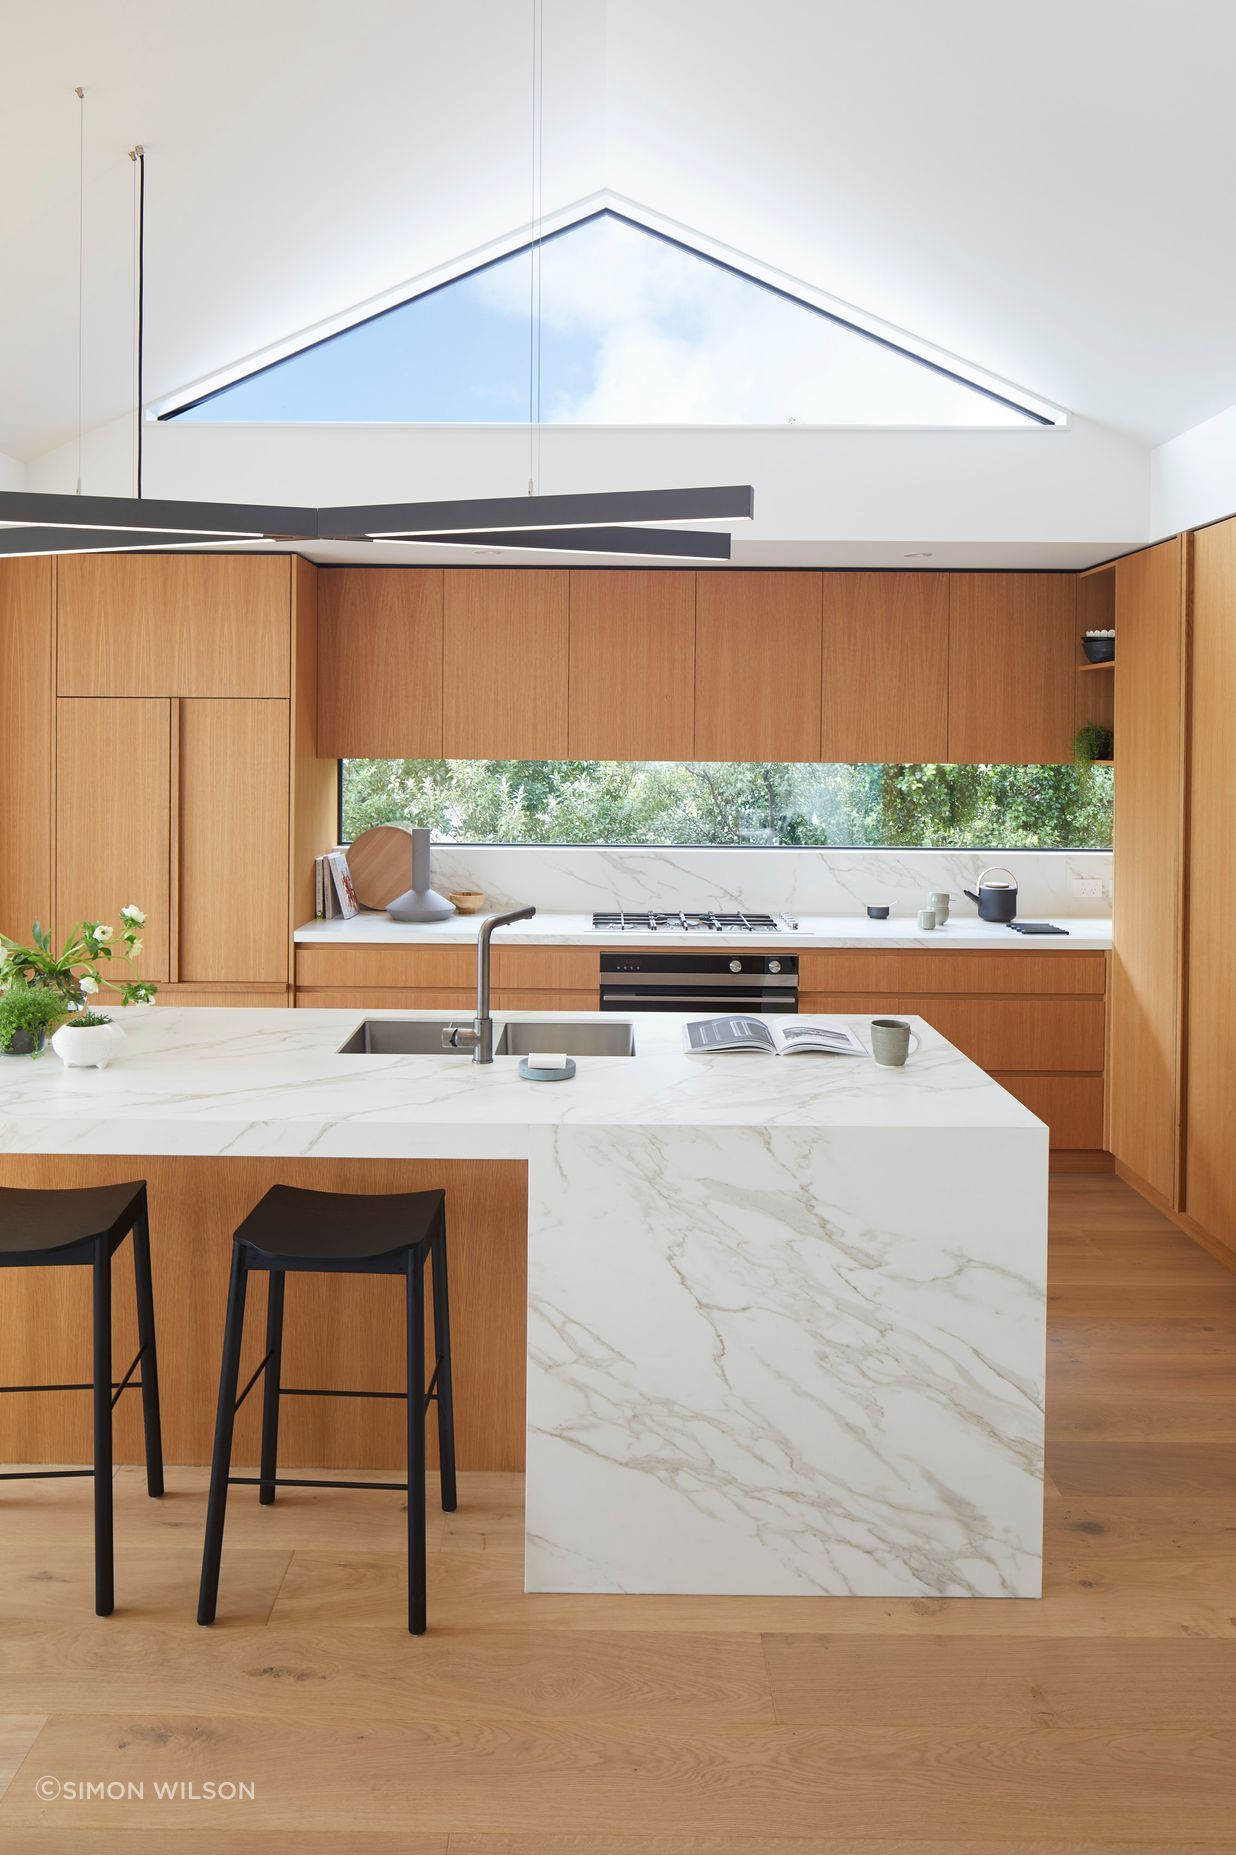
430,1211 -> 457,1514
131,1199 -> 164,1499
259,1273 -> 285,1506
406,1249 -> 428,1636
197,1245 -> 249,1626
92,1237 -> 114,1617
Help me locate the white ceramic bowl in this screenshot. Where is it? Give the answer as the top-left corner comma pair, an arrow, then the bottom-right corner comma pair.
51,1021 -> 126,1069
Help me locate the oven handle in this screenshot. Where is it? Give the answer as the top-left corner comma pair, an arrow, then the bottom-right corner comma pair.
599,991 -> 800,1006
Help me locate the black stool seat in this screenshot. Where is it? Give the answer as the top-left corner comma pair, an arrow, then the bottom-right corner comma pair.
0,1180 -> 164,1616
0,1182 -> 150,1257
198,1182 -> 456,1635
235,1184 -> 443,1266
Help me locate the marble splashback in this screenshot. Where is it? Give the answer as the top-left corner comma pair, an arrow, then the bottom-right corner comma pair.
427,844 -> 1112,918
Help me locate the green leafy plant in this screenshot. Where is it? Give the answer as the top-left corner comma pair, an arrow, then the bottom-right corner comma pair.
0,983 -> 69,1057
71,1011 -> 114,1028
0,907 -> 157,1009
1073,724 -> 1114,765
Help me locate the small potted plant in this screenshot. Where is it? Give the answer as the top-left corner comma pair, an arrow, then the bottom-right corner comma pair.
0,906 -> 156,1064
50,1009 -> 127,1069
0,983 -> 69,1058
1073,723 -> 1113,765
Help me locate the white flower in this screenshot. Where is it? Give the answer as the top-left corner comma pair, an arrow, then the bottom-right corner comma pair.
79,975 -> 100,995
127,939 -> 144,960
94,924 -> 113,943
120,905 -> 147,926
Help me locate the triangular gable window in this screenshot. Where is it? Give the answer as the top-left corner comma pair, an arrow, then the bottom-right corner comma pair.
164,209 -> 1052,428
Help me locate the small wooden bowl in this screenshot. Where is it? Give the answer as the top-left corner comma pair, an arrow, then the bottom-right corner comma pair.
449,890 -> 486,915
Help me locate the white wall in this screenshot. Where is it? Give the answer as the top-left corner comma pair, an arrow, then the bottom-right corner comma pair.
0,449 -> 23,490
1150,397 -> 1236,539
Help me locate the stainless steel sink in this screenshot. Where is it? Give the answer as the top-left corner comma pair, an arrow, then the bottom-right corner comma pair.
495,1019 -> 635,1058
337,1018 -> 469,1055
337,1017 -> 636,1057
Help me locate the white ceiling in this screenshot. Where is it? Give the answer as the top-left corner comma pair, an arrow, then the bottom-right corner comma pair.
3,0 -> 1235,467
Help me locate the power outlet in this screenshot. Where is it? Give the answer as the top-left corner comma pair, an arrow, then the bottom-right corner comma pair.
1073,877 -> 1106,900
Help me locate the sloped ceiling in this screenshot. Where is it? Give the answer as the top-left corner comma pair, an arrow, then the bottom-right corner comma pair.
2,0 -> 1234,466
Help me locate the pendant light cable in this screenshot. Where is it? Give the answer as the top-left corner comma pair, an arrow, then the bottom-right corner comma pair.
128,143 -> 145,497
74,86 -> 85,494
527,0 -> 544,495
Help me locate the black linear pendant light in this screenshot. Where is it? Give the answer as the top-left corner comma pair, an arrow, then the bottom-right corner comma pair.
1,60 -> 752,565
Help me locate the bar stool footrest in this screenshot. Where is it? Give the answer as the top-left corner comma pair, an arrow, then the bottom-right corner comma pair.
228,1474 -> 409,1493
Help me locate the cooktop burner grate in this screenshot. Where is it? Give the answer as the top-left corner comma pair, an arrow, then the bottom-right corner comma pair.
592,910 -> 782,933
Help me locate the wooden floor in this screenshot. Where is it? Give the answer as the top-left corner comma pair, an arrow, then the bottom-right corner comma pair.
0,1172 -> 1234,1852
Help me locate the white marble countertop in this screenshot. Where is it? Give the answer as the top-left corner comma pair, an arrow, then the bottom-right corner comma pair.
294,910 -> 1113,952
0,1005 -> 1041,1154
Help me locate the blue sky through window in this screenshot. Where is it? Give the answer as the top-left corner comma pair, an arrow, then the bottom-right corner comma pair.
168,211 -> 1041,427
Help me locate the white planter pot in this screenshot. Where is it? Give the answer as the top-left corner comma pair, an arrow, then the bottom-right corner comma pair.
51,1021 -> 126,1069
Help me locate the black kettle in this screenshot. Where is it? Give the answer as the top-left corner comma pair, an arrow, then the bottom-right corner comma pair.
963,865 -> 1019,923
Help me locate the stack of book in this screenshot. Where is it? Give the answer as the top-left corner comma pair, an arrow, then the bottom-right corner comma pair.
315,848 -> 360,919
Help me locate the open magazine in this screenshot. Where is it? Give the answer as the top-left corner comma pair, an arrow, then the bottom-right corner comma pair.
683,1016 -> 867,1057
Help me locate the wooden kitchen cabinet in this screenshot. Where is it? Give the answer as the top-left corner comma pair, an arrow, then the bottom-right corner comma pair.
57,554 -> 291,698
947,573 -> 1076,762
317,567 -> 443,758
443,570 -> 568,759
177,700 -> 290,984
55,696 -> 292,990
1108,537 -> 1186,1206
56,698 -> 173,981
1183,518 -> 1236,1245
821,573 -> 949,762
568,571 -> 696,759
694,572 -> 822,760
0,557 -> 55,939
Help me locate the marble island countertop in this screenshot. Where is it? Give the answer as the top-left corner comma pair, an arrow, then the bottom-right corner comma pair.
295,909 -> 1113,951
0,1006 -> 1047,1603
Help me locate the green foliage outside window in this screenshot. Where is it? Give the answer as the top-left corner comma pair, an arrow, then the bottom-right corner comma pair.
342,759 -> 1113,850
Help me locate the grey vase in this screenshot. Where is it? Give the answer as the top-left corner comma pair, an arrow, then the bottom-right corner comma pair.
387,828 -> 456,923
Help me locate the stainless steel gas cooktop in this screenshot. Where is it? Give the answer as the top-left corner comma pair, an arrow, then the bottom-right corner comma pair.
591,910 -> 791,934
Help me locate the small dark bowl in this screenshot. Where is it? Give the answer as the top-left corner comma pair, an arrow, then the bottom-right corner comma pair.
866,905 -> 890,920
1082,634 -> 1116,664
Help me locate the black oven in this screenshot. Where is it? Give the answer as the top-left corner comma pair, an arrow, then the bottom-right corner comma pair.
599,951 -> 798,1014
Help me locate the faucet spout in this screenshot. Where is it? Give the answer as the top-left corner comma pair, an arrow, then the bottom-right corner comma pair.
444,904 -> 536,1062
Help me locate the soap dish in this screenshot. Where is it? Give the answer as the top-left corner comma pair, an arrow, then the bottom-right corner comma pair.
518,1055 -> 577,1083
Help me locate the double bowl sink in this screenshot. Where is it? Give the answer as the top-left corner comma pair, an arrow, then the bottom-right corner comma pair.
338,1017 -> 636,1058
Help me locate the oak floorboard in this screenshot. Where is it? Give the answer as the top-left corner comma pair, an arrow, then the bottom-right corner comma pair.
448,1841 -> 1234,1855
1047,1394 -> 1236,1440
1048,1442 -> 1236,1498
0,1545 -> 289,1625
0,1716 -> 46,1800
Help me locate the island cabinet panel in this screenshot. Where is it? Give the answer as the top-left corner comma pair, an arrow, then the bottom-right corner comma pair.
821,573 -> 949,762
56,553 -> 291,697
568,570 -> 696,759
0,1154 -> 527,1470
1108,536 -> 1186,1206
947,573 -> 1077,762
694,571 -> 822,760
1183,517 -> 1236,1251
0,557 -> 54,938
176,700 -> 290,985
55,697 -> 173,983
443,569 -> 568,759
316,567 -> 443,758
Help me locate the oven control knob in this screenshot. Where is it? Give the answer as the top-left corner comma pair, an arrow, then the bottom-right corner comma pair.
729,959 -> 742,973
768,960 -> 782,974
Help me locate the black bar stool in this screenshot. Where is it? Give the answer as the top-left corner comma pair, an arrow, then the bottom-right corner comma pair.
197,1184 -> 456,1635
0,1182 -> 164,1616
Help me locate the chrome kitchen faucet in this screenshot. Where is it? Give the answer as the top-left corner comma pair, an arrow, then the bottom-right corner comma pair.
441,905 -> 537,1063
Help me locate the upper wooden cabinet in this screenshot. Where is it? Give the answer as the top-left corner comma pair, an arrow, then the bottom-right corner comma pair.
443,570 -> 568,759
947,574 -> 1076,763
57,554 -> 291,698
822,573 -> 949,762
695,572 -> 822,760
568,571 -> 695,760
1108,537 -> 1186,1205
317,568 -> 443,758
0,558 -> 54,940
1183,520 -> 1234,1239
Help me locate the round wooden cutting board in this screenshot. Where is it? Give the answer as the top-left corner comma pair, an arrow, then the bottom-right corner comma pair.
346,823 -> 416,909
